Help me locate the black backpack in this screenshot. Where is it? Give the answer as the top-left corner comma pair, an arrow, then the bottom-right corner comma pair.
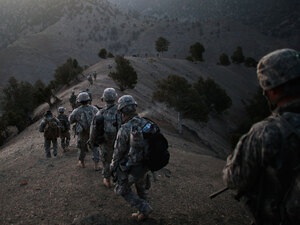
142,118 -> 170,172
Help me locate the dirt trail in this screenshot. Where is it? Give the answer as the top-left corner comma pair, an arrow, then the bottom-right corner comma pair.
0,59 -> 254,224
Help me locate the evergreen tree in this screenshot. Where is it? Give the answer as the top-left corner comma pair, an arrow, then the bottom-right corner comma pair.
98,48 -> 107,59
155,37 -> 170,56
54,58 -> 83,86
108,56 -> 137,91
218,53 -> 231,66
152,75 -> 209,127
244,57 -> 258,67
190,42 -> 205,61
1,77 -> 35,131
107,52 -> 114,58
194,77 -> 232,113
231,46 -> 245,64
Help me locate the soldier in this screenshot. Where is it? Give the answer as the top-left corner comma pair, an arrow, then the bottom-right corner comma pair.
110,95 -> 153,221
39,110 -> 61,158
223,49 -> 300,225
69,90 -> 77,110
69,92 -> 98,168
57,107 -> 71,152
90,88 -> 120,187
93,71 -> 97,80
86,88 -> 92,105
87,74 -> 93,86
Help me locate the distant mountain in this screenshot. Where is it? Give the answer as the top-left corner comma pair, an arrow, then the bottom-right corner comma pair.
0,0 -> 296,85
108,0 -> 300,48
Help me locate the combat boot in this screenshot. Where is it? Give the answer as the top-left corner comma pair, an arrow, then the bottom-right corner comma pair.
103,178 -> 111,188
135,206 -> 153,221
77,160 -> 85,168
131,211 -> 140,219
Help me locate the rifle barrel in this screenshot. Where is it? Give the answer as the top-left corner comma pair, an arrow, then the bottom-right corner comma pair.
209,187 -> 229,199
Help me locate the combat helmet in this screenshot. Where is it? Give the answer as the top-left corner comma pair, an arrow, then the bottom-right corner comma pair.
117,95 -> 137,111
77,92 -> 90,103
58,107 -> 65,113
102,88 -> 118,102
44,110 -> 52,117
257,48 -> 300,91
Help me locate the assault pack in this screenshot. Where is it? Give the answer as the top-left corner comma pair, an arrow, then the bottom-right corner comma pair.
141,118 -> 169,172
44,118 -> 59,140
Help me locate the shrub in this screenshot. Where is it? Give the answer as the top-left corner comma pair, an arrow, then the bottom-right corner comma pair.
244,57 -> 258,67
190,42 -> 205,61
155,37 -> 170,56
98,48 -> 107,59
53,58 -> 83,86
230,87 -> 269,148
186,56 -> 194,62
108,56 -> 137,91
152,75 -> 209,122
218,53 -> 231,66
107,52 -> 114,58
231,46 -> 245,64
194,77 -> 232,113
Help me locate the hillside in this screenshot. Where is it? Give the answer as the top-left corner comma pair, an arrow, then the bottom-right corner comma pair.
109,0 -> 300,48
0,57 -> 258,224
0,0 -> 294,86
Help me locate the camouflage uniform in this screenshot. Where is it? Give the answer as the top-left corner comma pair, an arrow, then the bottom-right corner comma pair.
93,71 -> 97,80
57,113 -> 71,150
69,104 -> 98,163
99,103 -> 120,178
111,114 -> 152,214
223,49 -> 300,225
88,74 -> 93,86
39,115 -> 61,158
69,92 -> 77,110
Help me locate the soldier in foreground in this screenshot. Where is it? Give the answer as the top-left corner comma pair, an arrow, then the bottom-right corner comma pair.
69,92 -> 98,167
39,110 -> 61,158
90,88 -> 120,187
110,95 -> 153,221
69,90 -> 77,110
223,49 -> 300,225
57,107 -> 71,152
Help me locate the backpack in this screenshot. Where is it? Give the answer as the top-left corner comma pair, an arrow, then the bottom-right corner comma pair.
57,115 -> 69,133
78,108 -> 95,132
91,105 -> 119,145
141,118 -> 169,172
44,118 -> 59,139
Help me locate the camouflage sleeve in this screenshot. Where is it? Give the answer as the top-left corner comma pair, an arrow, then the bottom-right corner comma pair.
223,123 -> 265,191
55,118 -> 62,128
111,126 -> 129,169
69,109 -> 78,124
92,106 -> 99,115
39,120 -> 46,132
89,114 -> 98,145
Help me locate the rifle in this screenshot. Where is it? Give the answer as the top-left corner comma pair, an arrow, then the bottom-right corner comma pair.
209,187 -> 229,199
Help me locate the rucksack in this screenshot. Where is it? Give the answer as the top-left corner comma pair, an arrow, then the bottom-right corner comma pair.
142,118 -> 169,172
44,118 -> 59,139
92,105 -> 119,145
57,115 -> 69,132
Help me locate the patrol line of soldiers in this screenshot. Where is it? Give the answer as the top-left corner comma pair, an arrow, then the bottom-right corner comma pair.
87,71 -> 97,86
39,87 -> 153,221
38,48 -> 300,223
